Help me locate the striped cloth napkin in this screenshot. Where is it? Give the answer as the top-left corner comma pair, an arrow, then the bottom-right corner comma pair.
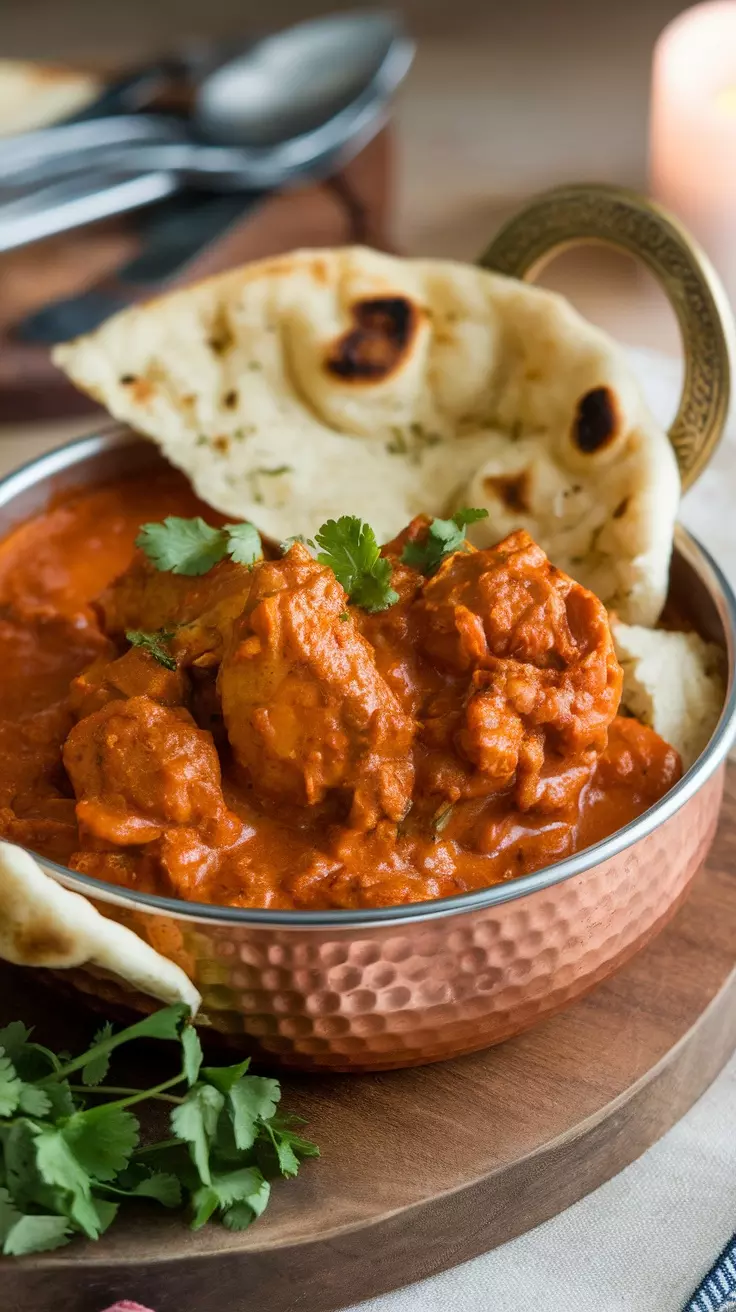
685,1235 -> 736,1311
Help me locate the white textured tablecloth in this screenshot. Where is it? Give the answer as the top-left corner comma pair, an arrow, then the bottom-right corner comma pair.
1,349 -> 734,1312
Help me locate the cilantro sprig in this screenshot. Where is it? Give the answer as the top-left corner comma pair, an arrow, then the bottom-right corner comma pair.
401,508 -> 489,576
314,516 -> 398,613
125,629 -> 176,671
136,517 -> 262,576
0,1006 -> 317,1257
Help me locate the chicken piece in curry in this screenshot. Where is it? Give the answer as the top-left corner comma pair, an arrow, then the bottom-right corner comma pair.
218,543 -> 415,829
0,471 -> 682,910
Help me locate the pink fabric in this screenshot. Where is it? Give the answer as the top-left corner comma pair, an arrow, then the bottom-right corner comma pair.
100,1304 -> 156,1312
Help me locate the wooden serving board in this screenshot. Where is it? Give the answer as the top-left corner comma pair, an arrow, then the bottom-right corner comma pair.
6,764 -> 736,1312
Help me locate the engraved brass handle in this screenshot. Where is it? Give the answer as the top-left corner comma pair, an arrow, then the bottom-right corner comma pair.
477,183 -> 735,491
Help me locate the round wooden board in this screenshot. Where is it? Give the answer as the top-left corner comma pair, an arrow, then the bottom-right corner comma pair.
6,764 -> 736,1312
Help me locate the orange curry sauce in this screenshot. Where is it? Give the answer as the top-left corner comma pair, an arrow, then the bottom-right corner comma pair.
0,471 -> 681,911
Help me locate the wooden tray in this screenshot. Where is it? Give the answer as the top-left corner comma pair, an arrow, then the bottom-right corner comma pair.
5,763 -> 736,1312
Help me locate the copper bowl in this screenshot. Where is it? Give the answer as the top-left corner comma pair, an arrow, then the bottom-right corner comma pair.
2,426 -> 735,1071
6,185 -> 736,1070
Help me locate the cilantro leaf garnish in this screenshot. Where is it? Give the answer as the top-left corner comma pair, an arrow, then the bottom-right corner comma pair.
17,1086 -> 51,1118
222,521 -> 262,566
264,1124 -> 300,1177
228,1076 -> 280,1151
0,1189 -> 23,1245
80,1022 -> 114,1086
136,516 -> 227,575
92,1198 -> 118,1235
181,1026 -> 203,1088
212,1168 -> 270,1224
33,1127 -> 103,1238
221,1198 -> 265,1231
402,507 -> 489,576
191,1169 -> 270,1231
0,1005 -> 318,1258
0,1023 -> 31,1062
314,516 -> 398,612
136,516 -> 262,576
190,1185 -> 221,1230
42,1083 -> 75,1120
131,1172 -> 182,1208
2,1213 -> 71,1257
125,629 -> 177,671
279,533 -> 310,553
200,1058 -> 251,1095
171,1085 -> 225,1185
63,1107 -> 140,1183
0,1049 -> 22,1117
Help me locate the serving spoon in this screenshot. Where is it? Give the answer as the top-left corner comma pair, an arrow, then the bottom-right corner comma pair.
0,13 -> 413,253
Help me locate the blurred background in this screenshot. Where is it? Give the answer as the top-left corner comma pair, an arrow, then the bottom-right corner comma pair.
0,0 -> 726,423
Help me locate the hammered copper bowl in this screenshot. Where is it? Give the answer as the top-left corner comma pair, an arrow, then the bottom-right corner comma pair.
2,426 -> 735,1072
5,186 -> 736,1070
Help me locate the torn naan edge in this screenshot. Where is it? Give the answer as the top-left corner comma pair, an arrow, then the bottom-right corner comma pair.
54,246 -> 680,625
0,841 -> 201,1013
612,621 -> 726,770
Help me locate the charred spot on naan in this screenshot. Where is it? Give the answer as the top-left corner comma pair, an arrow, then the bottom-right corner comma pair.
119,376 -> 156,405
207,304 -> 236,356
13,921 -> 75,964
482,469 -> 531,515
325,296 -> 419,382
572,386 -> 621,454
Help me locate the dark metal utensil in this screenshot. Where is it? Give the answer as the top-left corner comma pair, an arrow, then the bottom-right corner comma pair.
62,60 -> 181,122
19,191 -> 263,341
0,114 -> 183,186
0,169 -> 178,251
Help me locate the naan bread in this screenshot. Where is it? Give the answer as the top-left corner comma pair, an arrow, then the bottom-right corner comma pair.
0,60 -> 99,135
612,621 -> 726,769
0,841 -> 200,1012
54,246 -> 680,625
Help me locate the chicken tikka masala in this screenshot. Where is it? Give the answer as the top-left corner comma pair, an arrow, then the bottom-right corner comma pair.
0,470 -> 681,911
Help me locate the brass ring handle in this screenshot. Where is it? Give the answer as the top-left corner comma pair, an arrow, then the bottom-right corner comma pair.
477,183 -> 736,491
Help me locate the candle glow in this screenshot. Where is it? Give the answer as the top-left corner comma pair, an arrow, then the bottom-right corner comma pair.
650,1 -> 736,299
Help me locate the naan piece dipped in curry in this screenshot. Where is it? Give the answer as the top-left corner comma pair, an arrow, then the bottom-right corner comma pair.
0,477 -> 681,912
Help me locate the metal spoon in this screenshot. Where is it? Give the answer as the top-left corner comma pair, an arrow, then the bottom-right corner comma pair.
0,115 -> 183,183
0,13 -> 413,251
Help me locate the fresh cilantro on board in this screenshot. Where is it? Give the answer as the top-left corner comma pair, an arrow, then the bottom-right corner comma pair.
125,629 -> 177,671
314,516 -> 399,613
401,508 -> 489,576
136,517 -> 262,576
0,1006 -> 317,1258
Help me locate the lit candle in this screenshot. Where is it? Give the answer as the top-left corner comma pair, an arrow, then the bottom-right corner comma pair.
650,1 -> 736,301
